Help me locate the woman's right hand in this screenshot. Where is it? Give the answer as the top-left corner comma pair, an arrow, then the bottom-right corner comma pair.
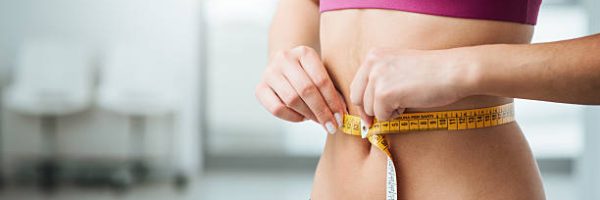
255,46 -> 346,134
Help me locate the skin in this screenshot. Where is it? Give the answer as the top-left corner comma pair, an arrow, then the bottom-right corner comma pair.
313,9 -> 544,199
257,0 -> 344,133
253,0 -> 600,199
350,35 -> 600,122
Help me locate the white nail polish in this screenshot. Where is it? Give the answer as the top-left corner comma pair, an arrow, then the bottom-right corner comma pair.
334,113 -> 343,128
360,119 -> 368,138
326,122 -> 336,134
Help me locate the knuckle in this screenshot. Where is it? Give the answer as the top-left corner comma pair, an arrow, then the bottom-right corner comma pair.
268,60 -> 284,72
299,84 -> 318,97
282,50 -> 292,60
275,50 -> 292,60
269,103 -> 286,115
263,66 -> 277,76
295,45 -> 312,56
255,83 -> 270,96
314,77 -> 329,89
283,94 -> 302,107
274,51 -> 286,59
312,107 -> 330,120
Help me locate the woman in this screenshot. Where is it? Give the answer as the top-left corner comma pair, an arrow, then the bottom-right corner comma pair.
253,0 -> 600,199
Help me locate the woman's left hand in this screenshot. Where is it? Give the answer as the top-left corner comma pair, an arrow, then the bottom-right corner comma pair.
350,48 -> 477,122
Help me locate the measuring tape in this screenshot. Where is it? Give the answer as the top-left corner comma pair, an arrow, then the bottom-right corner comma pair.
341,103 -> 515,200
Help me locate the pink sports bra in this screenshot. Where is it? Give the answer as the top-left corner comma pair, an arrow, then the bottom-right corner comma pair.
320,0 -> 542,25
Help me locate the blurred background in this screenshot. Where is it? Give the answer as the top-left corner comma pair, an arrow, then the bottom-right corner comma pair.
0,0 -> 598,199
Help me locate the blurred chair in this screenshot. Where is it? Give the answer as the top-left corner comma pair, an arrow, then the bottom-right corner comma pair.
3,41 -> 94,192
98,45 -> 187,188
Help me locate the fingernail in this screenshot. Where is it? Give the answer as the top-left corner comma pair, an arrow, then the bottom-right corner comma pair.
325,122 -> 336,134
360,119 -> 368,138
334,113 -> 343,128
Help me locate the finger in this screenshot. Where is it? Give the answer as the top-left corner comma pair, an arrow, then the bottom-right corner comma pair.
358,108 -> 374,127
293,46 -> 346,126
373,84 -> 397,121
374,94 -> 394,121
389,108 -> 406,119
337,90 -> 349,113
281,59 -> 337,134
350,57 -> 373,106
255,82 -> 304,122
363,77 -> 375,117
336,91 -> 349,128
266,74 -> 317,121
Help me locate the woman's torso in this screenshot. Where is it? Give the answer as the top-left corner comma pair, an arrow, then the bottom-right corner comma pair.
311,9 -> 545,200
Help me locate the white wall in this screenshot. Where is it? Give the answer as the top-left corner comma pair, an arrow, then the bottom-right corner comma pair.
0,0 -> 202,174
205,0 -> 286,155
579,1 -> 600,199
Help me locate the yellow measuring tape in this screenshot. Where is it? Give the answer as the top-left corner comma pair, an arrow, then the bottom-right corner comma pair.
341,103 -> 515,200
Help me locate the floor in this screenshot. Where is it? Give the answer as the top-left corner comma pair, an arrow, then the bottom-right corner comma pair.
0,167 -> 577,200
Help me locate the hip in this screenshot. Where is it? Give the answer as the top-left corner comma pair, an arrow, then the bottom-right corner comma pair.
311,110 -> 545,200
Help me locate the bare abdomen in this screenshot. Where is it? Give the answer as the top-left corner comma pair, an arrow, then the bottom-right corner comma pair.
311,9 -> 544,200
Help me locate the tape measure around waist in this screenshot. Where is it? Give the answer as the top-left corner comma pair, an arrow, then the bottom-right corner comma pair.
340,103 -> 515,200
342,102 -> 515,139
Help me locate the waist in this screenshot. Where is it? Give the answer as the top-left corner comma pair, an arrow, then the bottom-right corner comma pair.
320,9 -> 532,115
343,102 -> 516,139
